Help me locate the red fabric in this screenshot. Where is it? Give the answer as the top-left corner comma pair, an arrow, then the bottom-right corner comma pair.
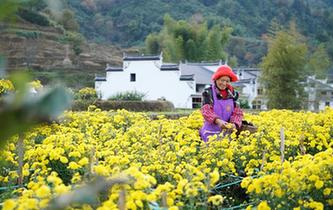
201,104 -> 219,123
201,103 -> 243,128
230,106 -> 243,128
227,84 -> 234,92
212,65 -> 238,82
220,89 -> 228,98
219,84 -> 234,98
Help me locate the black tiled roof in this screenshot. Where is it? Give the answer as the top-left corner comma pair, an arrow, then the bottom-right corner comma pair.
185,62 -> 221,66
123,55 -> 160,61
235,78 -> 255,84
160,64 -> 179,71
106,66 -> 123,71
95,77 -> 106,81
180,74 -> 194,81
308,77 -> 333,90
180,63 -> 214,84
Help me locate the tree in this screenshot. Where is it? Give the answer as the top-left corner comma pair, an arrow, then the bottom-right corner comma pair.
185,39 -> 198,61
60,9 -> 80,32
260,23 -> 308,109
0,0 -> 20,21
207,25 -> 224,61
228,55 -> 238,67
22,0 -> 47,11
307,44 -> 331,79
145,15 -> 231,62
174,36 -> 185,61
200,0 -> 218,6
145,34 -> 160,55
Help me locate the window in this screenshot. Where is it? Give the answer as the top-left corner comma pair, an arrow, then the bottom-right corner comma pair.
192,97 -> 202,109
321,91 -> 327,96
257,88 -> 263,95
252,100 -> 262,110
325,101 -> 330,106
130,73 -> 136,82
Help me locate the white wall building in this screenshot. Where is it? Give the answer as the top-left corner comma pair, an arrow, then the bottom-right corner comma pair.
305,75 -> 333,111
234,68 -> 267,110
95,53 -> 333,111
234,67 -> 333,111
95,54 -> 196,108
95,53 -> 264,109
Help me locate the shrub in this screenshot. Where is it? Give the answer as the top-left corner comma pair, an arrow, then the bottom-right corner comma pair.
77,87 -> 97,100
94,100 -> 174,111
17,8 -> 50,26
108,91 -> 146,101
71,88 -> 97,111
71,99 -> 93,111
239,99 -> 250,109
59,32 -> 85,56
16,30 -> 41,39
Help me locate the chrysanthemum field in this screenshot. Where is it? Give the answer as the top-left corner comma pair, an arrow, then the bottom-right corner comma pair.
1,107 -> 333,210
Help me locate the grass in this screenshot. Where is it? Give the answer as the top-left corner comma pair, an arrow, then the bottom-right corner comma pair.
30,69 -> 97,89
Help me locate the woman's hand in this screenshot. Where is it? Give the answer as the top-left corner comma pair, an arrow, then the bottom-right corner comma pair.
215,118 -> 227,128
225,123 -> 236,130
215,118 -> 236,130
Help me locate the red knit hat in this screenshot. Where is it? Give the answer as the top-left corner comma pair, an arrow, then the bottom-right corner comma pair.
212,65 -> 238,82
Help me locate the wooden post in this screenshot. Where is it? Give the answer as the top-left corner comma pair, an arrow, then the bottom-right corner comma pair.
118,187 -> 126,210
161,192 -> 168,208
89,148 -> 95,174
280,127 -> 285,163
85,147 -> 95,180
299,134 -> 306,155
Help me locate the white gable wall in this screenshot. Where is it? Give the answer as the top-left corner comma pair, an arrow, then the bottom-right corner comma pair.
95,81 -> 106,99
96,59 -> 195,108
155,70 -> 195,108
241,83 -> 255,102
203,65 -> 218,72
244,82 -> 258,106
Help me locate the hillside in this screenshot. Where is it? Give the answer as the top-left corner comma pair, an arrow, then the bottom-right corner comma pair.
69,0 -> 333,65
0,17 -> 124,88
1,0 -> 333,86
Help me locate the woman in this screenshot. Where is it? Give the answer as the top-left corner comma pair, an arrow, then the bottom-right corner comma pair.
199,64 -> 243,142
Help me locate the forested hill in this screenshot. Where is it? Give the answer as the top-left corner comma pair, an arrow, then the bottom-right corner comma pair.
69,0 -> 333,48
3,0 -> 333,67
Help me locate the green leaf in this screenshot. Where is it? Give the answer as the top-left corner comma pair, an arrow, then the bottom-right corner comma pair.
8,71 -> 31,107
0,86 -> 72,146
25,86 -> 73,119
